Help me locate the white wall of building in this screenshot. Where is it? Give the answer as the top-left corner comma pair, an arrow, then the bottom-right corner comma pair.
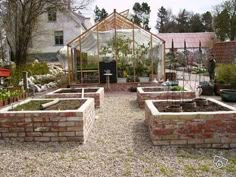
29,10 -> 86,54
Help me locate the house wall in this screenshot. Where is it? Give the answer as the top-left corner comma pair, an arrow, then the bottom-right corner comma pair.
28,10 -> 86,61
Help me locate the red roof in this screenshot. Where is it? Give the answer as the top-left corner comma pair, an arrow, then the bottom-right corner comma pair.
156,32 -> 216,49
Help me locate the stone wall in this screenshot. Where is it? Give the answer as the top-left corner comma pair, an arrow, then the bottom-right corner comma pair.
137,87 -> 196,108
145,99 -> 236,148
70,82 -> 163,92
0,98 -> 95,143
46,87 -> 104,108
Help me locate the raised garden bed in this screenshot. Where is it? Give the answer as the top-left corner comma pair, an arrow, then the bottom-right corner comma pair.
0,98 -> 95,143
137,86 -> 196,108
145,98 -> 236,148
45,87 -> 104,108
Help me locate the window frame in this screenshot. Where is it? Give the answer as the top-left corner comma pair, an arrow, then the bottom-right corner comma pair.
48,8 -> 57,22
54,31 -> 64,45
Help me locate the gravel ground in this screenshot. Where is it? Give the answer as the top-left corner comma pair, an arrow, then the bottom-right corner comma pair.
0,92 -> 236,177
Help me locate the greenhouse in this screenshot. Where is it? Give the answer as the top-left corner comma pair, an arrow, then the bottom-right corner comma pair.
67,10 -> 165,84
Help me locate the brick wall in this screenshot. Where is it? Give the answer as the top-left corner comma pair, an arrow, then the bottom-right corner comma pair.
46,87 -> 104,108
70,82 -> 163,92
211,41 -> 236,64
145,99 -> 236,148
137,87 -> 196,108
0,98 -> 95,143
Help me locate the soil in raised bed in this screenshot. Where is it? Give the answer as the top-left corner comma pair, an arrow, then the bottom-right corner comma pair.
56,88 -> 98,93
10,100 -> 86,111
45,100 -> 86,110
154,100 -> 231,112
10,100 -> 51,111
143,87 -> 165,92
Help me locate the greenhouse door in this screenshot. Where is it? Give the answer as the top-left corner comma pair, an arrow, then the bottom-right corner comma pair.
99,60 -> 117,83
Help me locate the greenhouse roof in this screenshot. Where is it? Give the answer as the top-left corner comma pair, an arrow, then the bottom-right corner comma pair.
67,9 -> 165,51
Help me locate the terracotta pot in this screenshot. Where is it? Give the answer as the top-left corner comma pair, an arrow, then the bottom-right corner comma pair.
3,99 -> 8,106
0,100 -> 3,107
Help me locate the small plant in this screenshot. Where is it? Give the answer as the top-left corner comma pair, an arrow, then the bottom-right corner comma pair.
170,86 -> 184,91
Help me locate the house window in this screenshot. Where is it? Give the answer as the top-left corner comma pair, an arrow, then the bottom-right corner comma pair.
55,31 -> 63,45
48,9 -> 56,22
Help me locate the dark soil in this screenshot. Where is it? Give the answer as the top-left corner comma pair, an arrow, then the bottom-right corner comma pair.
11,100 -> 51,111
56,88 -> 98,93
45,100 -> 86,110
143,87 -> 164,92
11,100 -> 86,111
154,100 -> 231,112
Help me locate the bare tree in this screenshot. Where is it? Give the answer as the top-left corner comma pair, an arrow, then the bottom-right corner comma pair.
0,0 -> 93,66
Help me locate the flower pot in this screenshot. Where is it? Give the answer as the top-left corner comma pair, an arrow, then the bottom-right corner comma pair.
0,100 -> 3,107
214,83 -> 231,96
117,78 -> 127,83
139,77 -> 149,83
3,99 -> 8,106
220,89 -> 236,102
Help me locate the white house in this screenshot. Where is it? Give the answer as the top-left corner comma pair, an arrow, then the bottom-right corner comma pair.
29,7 -> 93,62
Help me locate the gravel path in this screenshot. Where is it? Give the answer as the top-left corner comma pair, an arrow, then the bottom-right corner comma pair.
0,92 -> 235,177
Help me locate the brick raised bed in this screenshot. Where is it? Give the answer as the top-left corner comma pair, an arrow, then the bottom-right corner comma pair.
145,98 -> 236,148
0,98 -> 95,143
137,86 -> 196,108
45,87 -> 104,108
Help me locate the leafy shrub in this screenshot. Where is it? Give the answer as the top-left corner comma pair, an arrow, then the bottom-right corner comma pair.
216,64 -> 236,86
11,62 -> 49,86
170,86 -> 184,91
0,89 -> 24,100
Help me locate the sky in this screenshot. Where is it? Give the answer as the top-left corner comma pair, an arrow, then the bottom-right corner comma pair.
83,0 -> 224,32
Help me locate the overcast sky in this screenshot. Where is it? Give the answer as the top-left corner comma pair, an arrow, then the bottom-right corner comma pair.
84,0 -> 224,32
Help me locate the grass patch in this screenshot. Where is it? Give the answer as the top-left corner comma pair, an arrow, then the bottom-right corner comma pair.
184,164 -> 197,177
198,164 -> 210,172
123,160 -> 132,176
225,157 -> 236,173
156,163 -> 173,177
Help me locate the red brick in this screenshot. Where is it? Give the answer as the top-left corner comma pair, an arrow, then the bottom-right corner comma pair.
43,132 -> 58,137
51,137 -> 68,142
59,132 -> 75,137
50,127 -> 67,132
34,137 -> 50,142
2,132 -> 17,137
153,128 -> 172,135
0,128 -> 9,132
26,132 -> 42,137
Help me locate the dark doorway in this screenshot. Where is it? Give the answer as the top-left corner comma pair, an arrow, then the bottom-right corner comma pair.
99,60 -> 117,83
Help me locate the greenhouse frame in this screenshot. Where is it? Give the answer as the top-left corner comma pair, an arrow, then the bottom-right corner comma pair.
67,9 -> 165,84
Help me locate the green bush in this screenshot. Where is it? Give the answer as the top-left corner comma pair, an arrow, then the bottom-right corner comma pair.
170,86 -> 184,91
216,64 -> 236,86
0,89 -> 24,100
11,62 -> 49,86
